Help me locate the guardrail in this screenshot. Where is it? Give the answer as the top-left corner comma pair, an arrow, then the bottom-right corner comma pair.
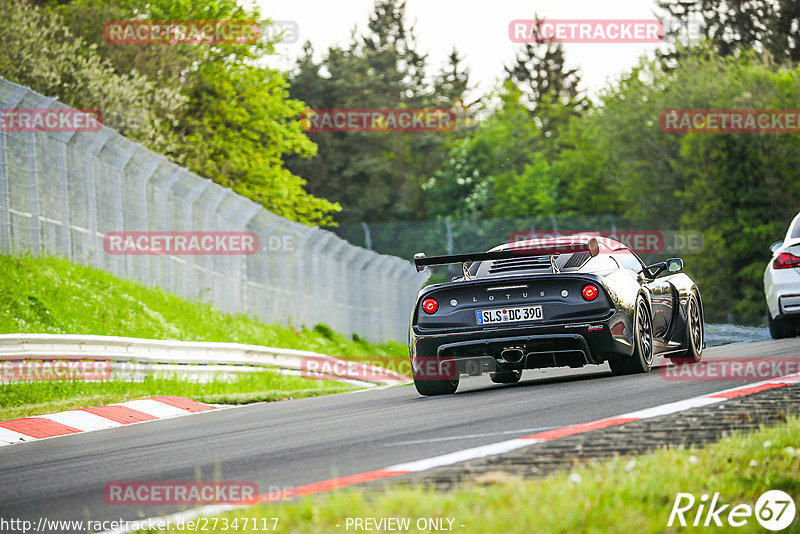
0,334 -> 411,387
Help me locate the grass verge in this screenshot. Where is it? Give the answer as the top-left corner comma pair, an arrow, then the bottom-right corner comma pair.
0,371 -> 356,420
138,416 -> 800,533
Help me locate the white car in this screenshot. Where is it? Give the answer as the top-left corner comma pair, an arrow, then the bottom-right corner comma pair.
764,212 -> 800,338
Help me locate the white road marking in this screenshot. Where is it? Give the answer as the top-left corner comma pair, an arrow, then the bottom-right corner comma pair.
0,426 -> 35,445
386,438 -> 539,473
115,399 -> 191,418
620,396 -> 724,419
38,411 -> 123,431
386,427 -> 558,446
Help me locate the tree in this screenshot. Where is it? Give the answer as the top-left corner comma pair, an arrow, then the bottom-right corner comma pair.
490,152 -> 557,218
0,0 -> 183,156
422,137 -> 492,220
551,47 -> 800,322
657,0 -> 800,63
42,0 -> 339,225
505,26 -> 590,145
433,48 -> 472,108
177,62 -> 339,225
287,0 -> 470,223
424,83 -> 554,219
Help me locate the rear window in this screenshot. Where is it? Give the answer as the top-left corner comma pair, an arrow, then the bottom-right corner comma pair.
614,248 -> 645,272
791,218 -> 800,239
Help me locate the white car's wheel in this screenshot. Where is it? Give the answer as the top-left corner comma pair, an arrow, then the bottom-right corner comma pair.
768,312 -> 799,339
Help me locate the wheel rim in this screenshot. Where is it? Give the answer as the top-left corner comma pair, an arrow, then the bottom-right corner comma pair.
637,301 -> 653,364
689,298 -> 703,352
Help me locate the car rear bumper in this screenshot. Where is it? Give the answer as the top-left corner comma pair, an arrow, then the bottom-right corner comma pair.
410,310 -> 635,373
766,267 -> 800,318
779,293 -> 800,316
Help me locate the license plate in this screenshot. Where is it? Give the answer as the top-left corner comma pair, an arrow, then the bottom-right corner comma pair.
475,305 -> 543,325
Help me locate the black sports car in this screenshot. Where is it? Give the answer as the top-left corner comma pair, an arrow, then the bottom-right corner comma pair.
409,234 -> 705,396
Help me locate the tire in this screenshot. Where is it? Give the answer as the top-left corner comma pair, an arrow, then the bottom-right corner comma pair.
413,376 -> 459,396
671,294 -> 703,363
768,312 -> 798,339
412,358 -> 459,396
489,369 -> 522,384
609,295 -> 654,376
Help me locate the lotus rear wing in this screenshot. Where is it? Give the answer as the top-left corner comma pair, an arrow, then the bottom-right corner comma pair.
413,238 -> 600,276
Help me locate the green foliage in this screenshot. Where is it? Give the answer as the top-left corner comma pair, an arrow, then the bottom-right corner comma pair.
54,0 -> 266,84
312,323 -> 337,341
677,124 -> 800,321
657,0 -> 800,63
7,0 -> 800,323
422,137 -> 492,220
5,0 -> 339,225
437,45 -> 797,323
176,61 -> 339,225
441,83 -> 561,219
0,0 -> 183,155
582,48 -> 800,322
490,153 -> 557,218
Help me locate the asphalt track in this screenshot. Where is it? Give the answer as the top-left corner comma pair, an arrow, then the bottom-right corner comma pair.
1,338 -> 799,531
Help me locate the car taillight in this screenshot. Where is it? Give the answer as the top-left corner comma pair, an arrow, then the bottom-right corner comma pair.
582,284 -> 599,301
422,298 -> 439,314
773,253 -> 800,269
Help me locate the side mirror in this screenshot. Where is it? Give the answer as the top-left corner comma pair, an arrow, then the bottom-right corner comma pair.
666,258 -> 683,273
770,241 -> 784,254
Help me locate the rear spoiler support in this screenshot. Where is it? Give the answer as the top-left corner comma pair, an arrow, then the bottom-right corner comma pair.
413,238 -> 599,274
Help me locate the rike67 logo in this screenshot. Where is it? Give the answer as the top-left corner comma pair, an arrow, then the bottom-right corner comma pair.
669,490 -> 796,531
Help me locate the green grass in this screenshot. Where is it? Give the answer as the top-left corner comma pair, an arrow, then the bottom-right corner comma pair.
0,253 -> 408,418
138,416 -> 800,533
0,371 -> 356,421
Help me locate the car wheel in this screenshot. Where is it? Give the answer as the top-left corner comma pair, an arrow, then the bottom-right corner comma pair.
768,312 -> 798,339
672,294 -> 703,363
412,358 -> 459,396
489,369 -> 522,384
609,296 -> 654,376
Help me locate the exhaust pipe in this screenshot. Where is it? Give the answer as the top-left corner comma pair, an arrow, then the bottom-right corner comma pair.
500,348 -> 525,363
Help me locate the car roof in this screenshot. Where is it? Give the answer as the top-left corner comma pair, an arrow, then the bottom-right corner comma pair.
492,233 -> 631,253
